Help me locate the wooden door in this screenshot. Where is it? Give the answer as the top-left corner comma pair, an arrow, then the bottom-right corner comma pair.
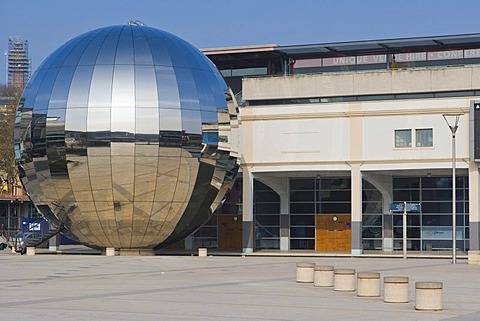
217,215 -> 242,251
316,214 -> 351,252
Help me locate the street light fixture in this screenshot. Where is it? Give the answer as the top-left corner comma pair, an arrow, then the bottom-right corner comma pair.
443,113 -> 463,264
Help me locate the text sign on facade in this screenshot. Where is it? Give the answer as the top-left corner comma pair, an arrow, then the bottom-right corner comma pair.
390,202 -> 421,213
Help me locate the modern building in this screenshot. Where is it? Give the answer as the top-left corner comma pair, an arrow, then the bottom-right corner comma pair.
183,33 -> 480,263
7,36 -> 31,89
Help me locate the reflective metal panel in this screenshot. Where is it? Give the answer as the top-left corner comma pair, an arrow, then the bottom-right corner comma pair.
15,24 -> 238,250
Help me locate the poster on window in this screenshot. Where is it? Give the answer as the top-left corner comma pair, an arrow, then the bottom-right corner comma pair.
421,227 -> 464,240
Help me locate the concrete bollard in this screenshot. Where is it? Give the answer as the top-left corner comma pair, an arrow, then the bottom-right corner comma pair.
357,272 -> 381,297
415,282 -> 443,311
198,248 -> 207,257
296,262 -> 315,283
26,247 -> 35,256
333,268 -> 356,291
384,276 -> 409,303
314,265 -> 334,287
105,247 -> 116,256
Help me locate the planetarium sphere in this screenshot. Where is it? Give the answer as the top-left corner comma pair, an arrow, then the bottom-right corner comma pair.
14,24 -> 238,250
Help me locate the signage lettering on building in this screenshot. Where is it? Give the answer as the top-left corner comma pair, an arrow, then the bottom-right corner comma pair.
428,50 -> 464,60
396,52 -> 426,62
323,56 -> 356,66
464,49 -> 480,58
293,48 -> 480,70
356,54 -> 386,65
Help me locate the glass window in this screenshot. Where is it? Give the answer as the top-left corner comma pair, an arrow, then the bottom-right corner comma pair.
290,203 -> 315,214
395,129 -> 412,147
254,203 -> 280,214
255,215 -> 280,225
290,239 -> 314,250
416,128 -> 433,147
290,190 -> 315,202
290,178 -> 315,190
290,215 -> 315,226
254,191 -> 281,203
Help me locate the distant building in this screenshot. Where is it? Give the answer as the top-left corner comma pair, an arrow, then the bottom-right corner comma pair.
7,36 -> 31,89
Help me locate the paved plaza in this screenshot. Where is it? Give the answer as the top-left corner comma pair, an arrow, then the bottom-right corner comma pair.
0,250 -> 478,321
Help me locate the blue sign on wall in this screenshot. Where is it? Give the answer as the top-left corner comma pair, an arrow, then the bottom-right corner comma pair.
390,202 -> 421,213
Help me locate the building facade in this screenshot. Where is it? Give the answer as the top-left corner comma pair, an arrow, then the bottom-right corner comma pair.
183,34 -> 480,263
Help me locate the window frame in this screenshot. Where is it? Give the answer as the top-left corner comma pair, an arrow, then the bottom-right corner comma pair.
415,128 -> 433,147
394,129 -> 412,148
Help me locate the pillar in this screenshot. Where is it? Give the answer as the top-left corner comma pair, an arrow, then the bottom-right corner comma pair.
351,163 -> 363,255
280,177 -> 289,251
468,162 -> 480,264
242,168 -> 254,253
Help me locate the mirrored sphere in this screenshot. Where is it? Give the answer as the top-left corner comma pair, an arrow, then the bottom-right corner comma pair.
14,24 -> 238,250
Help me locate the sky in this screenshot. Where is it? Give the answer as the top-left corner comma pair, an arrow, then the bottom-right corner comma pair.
2,0 -> 480,85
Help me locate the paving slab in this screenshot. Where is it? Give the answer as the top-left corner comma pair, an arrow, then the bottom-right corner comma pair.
0,250 -> 478,320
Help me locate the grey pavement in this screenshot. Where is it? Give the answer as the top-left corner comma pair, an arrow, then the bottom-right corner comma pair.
0,249 -> 479,321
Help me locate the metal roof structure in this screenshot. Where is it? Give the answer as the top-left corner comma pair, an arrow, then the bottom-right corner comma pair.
204,33 -> 480,68
275,33 -> 480,58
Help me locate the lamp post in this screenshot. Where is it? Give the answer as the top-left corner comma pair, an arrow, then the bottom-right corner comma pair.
443,114 -> 463,264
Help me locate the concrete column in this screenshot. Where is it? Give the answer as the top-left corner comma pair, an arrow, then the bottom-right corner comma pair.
242,168 -> 254,253
351,164 -> 362,254
280,177 -> 289,250
280,214 -> 289,251
468,162 -> 480,263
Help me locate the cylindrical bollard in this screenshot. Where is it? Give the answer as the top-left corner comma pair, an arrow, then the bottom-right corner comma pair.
357,272 -> 381,297
314,265 -> 334,287
415,282 -> 443,311
384,276 -> 409,303
334,268 -> 356,291
296,262 -> 315,283
198,248 -> 207,257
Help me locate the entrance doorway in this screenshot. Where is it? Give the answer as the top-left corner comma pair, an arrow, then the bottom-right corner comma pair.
315,214 -> 351,252
217,215 -> 242,251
